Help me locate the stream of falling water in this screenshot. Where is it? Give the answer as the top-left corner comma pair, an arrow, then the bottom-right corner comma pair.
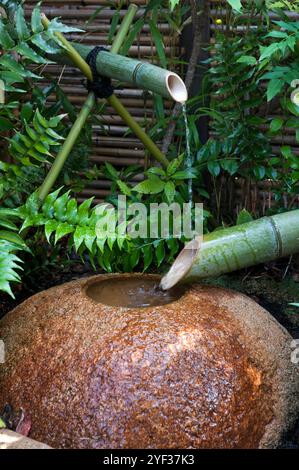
182,102 -> 193,205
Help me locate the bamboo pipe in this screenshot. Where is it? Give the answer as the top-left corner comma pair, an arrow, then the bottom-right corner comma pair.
160,210 -> 299,290
55,42 -> 187,103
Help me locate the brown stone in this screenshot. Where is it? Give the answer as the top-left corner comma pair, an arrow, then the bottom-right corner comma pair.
0,429 -> 51,449
0,274 -> 298,449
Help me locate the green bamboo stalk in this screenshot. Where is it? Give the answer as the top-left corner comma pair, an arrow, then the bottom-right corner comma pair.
54,42 -> 187,103
183,210 -> 299,282
38,93 -> 95,202
110,4 -> 138,54
161,210 -> 299,289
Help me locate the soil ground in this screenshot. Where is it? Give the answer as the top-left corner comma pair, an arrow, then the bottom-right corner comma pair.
0,259 -> 298,448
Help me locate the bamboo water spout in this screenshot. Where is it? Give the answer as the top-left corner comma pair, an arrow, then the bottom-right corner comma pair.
53,42 -> 187,103
161,210 -> 299,290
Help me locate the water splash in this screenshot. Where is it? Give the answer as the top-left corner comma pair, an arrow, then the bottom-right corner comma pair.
182,102 -> 193,205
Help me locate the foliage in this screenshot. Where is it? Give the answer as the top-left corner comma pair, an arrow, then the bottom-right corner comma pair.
0,2 -> 82,93
0,1 -> 92,296
2,0 -> 298,299
196,1 -> 299,208
0,207 -> 28,297
9,109 -> 65,166
17,153 -> 208,275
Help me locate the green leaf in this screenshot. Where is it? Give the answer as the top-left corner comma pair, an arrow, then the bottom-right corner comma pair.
167,154 -> 184,176
117,180 -> 132,197
236,209 -> 253,225
15,5 -> 30,40
147,167 -> 166,177
133,175 -> 165,194
45,220 -> 58,243
260,43 -> 279,61
120,17 -> 144,56
47,18 -> 84,35
236,55 -> 257,65
0,21 -> 14,49
281,145 -> 293,159
253,166 -> 266,180
0,117 -> 13,131
226,0 -> 242,12
164,181 -> 175,203
169,0 -> 180,10
207,161 -> 221,177
66,199 -> 78,224
54,191 -> 70,221
31,34 -> 61,54
267,78 -> 284,101
31,3 -> 43,34
42,188 -> 61,217
270,117 -> 284,133
108,10 -> 120,43
129,249 -> 140,269
0,230 -> 28,250
54,222 -> 74,244
74,226 -> 86,251
143,244 -> 153,271
172,169 -> 197,180
15,43 -> 48,64
78,198 -> 93,226
149,20 -> 167,68
105,162 -> 118,179
266,31 -> 288,39
25,191 -> 40,215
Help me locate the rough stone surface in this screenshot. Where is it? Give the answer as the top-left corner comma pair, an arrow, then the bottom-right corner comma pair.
0,429 -> 51,449
0,274 -> 298,449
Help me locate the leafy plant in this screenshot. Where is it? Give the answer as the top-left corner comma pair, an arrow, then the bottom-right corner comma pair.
196,1 -> 299,216
0,2 -> 82,93
0,207 -> 28,297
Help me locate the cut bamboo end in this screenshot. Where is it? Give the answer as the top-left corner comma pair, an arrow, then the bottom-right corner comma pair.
165,72 -> 188,103
160,237 -> 201,290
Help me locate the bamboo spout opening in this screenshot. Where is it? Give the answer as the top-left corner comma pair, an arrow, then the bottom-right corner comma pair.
160,237 -> 201,290
166,73 -> 188,103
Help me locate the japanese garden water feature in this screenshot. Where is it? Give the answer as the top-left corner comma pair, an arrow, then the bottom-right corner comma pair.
0,2 -> 299,450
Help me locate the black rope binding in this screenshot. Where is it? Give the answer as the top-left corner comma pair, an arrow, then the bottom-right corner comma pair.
85,46 -> 114,99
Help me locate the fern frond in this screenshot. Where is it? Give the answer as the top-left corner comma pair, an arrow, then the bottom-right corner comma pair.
0,208 -> 26,297
9,109 -> 65,165
19,189 -> 180,274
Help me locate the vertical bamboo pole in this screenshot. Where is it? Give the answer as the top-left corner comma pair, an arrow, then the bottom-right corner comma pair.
38,93 -> 95,202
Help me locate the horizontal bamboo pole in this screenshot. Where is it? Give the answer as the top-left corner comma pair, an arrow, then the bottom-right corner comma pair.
52,42 -> 187,103
27,6 -> 168,19
90,155 -> 145,166
161,210 -> 299,289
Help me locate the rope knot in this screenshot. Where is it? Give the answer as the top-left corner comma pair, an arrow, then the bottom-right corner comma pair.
85,46 -> 114,99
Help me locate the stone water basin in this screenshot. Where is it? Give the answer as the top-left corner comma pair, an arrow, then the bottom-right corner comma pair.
0,274 -> 298,448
